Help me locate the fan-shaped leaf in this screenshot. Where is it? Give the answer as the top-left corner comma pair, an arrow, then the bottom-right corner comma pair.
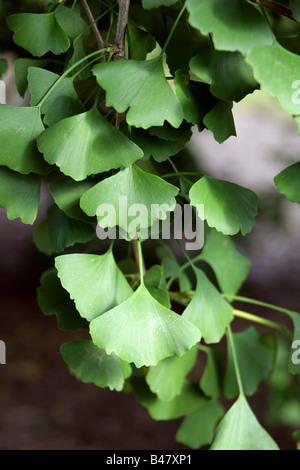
37,106 -> 143,181
90,285 -> 201,368
274,162 -> 300,205
203,101 -> 236,143
55,250 -> 133,322
54,5 -> 88,38
60,340 -> 131,392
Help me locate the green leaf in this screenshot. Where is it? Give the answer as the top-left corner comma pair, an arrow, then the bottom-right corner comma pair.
0,105 -> 49,175
183,269 -> 234,343
92,57 -> 184,129
60,340 -> 131,392
274,162 -> 300,204
14,58 -> 50,97
0,166 -> 40,225
7,12 -> 70,57
189,176 -> 258,236
131,378 -> 207,420
200,346 -> 223,400
142,0 -> 178,8
55,250 -> 133,322
146,345 -> 198,401
127,22 -> 156,60
49,177 -> 95,223
0,59 -> 7,78
90,285 -> 201,368
224,327 -> 276,398
28,67 -> 83,125
203,101 -> 236,143
199,229 -> 251,295
54,5 -> 88,38
33,205 -> 94,255
186,0 -> 273,54
210,394 -> 279,450
174,70 -> 201,125
37,268 -> 88,331
176,401 -> 224,449
291,0 -> 300,21
246,41 -> 300,116
66,35 -> 91,80
37,107 -> 143,181
80,164 -> 179,237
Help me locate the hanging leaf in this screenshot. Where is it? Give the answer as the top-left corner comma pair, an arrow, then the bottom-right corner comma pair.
183,269 -> 234,343
246,40 -> 300,116
0,166 -> 40,225
189,176 -> 258,236
7,12 -> 70,57
146,345 -> 198,401
55,250 -> 133,322
200,346 -> 224,400
54,5 -> 88,38
186,0 -> 273,54
274,162 -> 300,205
203,101 -> 236,143
28,67 -> 84,126
0,105 -> 49,175
210,394 -> 279,450
33,205 -> 94,255
127,22 -> 156,60
80,164 -> 179,237
199,229 -> 251,295
92,57 -> 184,129
37,106 -> 143,181
90,284 -> 201,368
60,340 -> 131,392
224,327 -> 276,398
14,58 -> 49,97
37,268 -> 88,331
176,400 -> 224,449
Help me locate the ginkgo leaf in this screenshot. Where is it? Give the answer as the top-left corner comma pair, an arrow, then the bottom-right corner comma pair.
0,105 -> 49,175
28,67 -> 83,126
37,106 -> 143,181
80,164 -> 179,238
7,12 -> 70,57
92,57 -> 184,129
60,340 -> 131,392
174,70 -> 201,126
127,22 -> 156,60
200,346 -> 223,400
54,5 -> 88,38
55,250 -> 133,321
146,345 -> 198,401
176,401 -> 224,449
14,58 -> 49,97
90,285 -> 201,368
274,162 -> 300,204
0,166 -> 40,225
246,41 -> 300,116
183,269 -> 234,344
186,0 -> 273,54
199,229 -> 251,295
210,394 -> 279,450
189,176 -> 258,236
203,101 -> 236,143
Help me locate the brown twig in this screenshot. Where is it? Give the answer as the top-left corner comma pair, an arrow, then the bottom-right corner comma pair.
80,0 -> 107,51
250,0 -> 300,23
114,0 -> 131,60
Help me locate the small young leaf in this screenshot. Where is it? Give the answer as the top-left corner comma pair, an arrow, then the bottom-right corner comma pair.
183,269 -> 234,344
203,101 -> 236,143
55,250 -> 133,322
92,57 -> 183,129
37,107 -> 143,181
189,176 -> 258,236
90,285 -> 201,368
210,394 -> 279,450
60,340 -> 131,392
274,162 -> 300,205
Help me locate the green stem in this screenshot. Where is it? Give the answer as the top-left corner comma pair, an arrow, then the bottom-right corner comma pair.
161,3 -> 187,55
37,49 -> 110,108
222,294 -> 295,317
233,309 -> 293,339
227,325 -> 244,396
137,239 -> 144,285
162,171 -> 203,179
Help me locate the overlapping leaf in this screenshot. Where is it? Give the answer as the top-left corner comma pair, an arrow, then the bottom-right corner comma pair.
189,176 -> 258,236
60,340 -> 131,392
210,394 -> 279,450
183,269 -> 234,343
37,106 -> 143,181
203,101 -> 236,143
274,162 -> 300,204
0,167 -> 40,225
55,250 -> 133,322
14,58 -> 50,97
200,346 -> 223,400
92,57 -> 184,128
90,285 -> 201,368
186,0 -> 273,54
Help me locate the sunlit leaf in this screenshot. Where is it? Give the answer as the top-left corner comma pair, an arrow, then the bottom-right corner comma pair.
60,340 -> 131,392
90,285 -> 201,368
